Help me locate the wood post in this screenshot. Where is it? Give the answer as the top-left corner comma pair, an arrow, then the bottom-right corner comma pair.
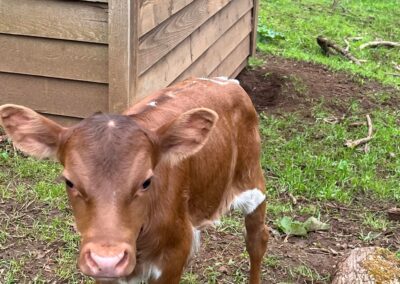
250,0 -> 259,57
108,0 -> 139,114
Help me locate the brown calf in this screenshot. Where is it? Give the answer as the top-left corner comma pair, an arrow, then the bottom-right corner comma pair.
0,77 -> 268,283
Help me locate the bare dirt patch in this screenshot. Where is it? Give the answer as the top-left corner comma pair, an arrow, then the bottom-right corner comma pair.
238,56 -> 400,117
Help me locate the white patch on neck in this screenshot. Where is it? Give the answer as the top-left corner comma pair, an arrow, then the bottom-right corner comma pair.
121,263 -> 162,284
147,101 -> 157,107
108,120 -> 116,127
231,188 -> 266,215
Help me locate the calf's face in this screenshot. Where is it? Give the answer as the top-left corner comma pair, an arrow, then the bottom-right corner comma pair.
0,104 -> 218,279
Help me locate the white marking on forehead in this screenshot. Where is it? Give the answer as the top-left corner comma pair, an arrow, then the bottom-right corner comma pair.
147,101 -> 157,107
107,120 -> 116,127
231,188 -> 266,215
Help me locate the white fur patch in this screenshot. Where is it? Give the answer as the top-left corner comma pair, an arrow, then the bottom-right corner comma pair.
191,228 -> 201,257
120,263 -> 162,284
231,188 -> 266,215
147,101 -> 157,107
198,77 -> 240,86
108,120 -> 116,127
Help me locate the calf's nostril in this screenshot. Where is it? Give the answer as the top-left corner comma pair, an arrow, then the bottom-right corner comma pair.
88,250 -> 126,272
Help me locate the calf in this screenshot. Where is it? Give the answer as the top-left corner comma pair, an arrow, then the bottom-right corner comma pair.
0,77 -> 268,283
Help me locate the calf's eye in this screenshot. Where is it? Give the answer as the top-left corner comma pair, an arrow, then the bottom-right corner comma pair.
65,179 -> 74,188
142,177 -> 152,190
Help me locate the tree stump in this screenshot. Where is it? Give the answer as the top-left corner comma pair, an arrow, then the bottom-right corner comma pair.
332,247 -> 400,284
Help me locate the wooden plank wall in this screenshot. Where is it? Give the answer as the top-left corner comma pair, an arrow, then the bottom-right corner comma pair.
136,0 -> 255,99
0,0 -> 109,121
0,0 -> 257,123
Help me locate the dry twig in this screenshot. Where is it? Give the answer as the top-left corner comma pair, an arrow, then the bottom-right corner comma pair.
360,41 -> 400,50
344,115 -> 373,148
317,36 -> 363,65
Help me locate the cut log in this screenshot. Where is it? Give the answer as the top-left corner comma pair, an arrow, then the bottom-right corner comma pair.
332,247 -> 400,284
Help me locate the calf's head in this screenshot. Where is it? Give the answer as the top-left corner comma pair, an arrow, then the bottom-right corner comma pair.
0,104 -> 218,279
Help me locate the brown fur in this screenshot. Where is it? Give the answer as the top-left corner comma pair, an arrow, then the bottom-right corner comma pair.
0,78 -> 268,284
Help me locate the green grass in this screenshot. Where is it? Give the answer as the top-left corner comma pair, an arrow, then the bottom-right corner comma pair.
258,0 -> 400,87
260,109 -> 400,203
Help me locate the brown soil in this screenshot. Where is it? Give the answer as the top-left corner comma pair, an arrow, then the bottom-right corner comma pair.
238,56 -> 399,117
1,56 -> 399,283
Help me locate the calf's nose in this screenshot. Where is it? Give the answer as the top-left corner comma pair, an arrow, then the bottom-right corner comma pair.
84,249 -> 131,278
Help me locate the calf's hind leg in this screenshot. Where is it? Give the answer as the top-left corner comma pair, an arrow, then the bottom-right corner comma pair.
245,200 -> 268,284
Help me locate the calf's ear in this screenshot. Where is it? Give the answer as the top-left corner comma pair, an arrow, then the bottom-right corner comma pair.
0,104 -> 65,159
157,108 -> 218,164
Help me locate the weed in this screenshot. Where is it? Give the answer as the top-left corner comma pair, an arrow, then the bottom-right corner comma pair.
362,212 -> 390,231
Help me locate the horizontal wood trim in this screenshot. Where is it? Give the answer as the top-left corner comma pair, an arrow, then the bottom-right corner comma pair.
174,13 -> 252,82
0,34 -> 108,83
136,0 -> 252,98
139,0 -> 194,36
0,0 -> 108,44
209,38 -> 250,77
43,114 -> 82,127
81,0 -> 108,3
138,0 -> 232,74
0,73 -> 108,118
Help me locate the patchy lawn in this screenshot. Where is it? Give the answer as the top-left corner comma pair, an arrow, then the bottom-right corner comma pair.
258,0 -> 400,87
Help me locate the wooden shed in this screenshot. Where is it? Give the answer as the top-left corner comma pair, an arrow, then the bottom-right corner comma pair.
0,0 -> 258,125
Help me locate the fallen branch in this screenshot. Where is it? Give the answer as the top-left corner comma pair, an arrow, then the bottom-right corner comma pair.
317,36 -> 362,65
392,62 -> 400,71
360,41 -> 400,50
344,115 -> 373,148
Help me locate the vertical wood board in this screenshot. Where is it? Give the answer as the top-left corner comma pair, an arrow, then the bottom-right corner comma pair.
108,0 -> 139,113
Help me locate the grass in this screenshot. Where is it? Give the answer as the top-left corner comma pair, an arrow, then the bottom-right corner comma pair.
260,109 -> 400,203
258,0 -> 400,87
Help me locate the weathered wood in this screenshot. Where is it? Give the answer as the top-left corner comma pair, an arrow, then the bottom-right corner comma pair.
139,0 -> 195,36
137,0 -> 252,98
0,0 -> 108,44
138,0 -> 232,74
209,38 -> 250,78
250,0 -> 259,56
44,114 -> 82,127
174,13 -> 252,82
108,0 -> 139,113
81,0 -> 108,3
0,73 -> 108,118
332,247 -> 400,284
0,34 -> 108,83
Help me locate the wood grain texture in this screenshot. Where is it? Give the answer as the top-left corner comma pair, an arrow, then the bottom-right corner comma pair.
44,114 -> 82,127
81,0 -> 108,3
209,37 -> 250,77
108,0 -> 139,113
138,0 -> 232,74
0,34 -> 108,83
250,0 -> 259,56
136,0 -> 252,98
0,0 -> 108,43
0,73 -> 108,118
173,13 -> 252,82
139,0 -> 194,36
